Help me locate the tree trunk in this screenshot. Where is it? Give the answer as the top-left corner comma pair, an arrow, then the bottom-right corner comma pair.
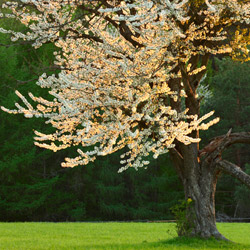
170,132 -> 250,239
172,144 -> 225,239
167,60 -> 250,239
183,175 -> 223,239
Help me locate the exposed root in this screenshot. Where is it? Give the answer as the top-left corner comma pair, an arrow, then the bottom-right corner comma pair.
212,232 -> 230,241
189,228 -> 231,241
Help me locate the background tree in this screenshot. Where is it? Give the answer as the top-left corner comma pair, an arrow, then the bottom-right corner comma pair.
0,27 -> 182,221
0,17 -> 86,221
201,58 -> 250,218
0,18 -> 182,221
1,0 -> 250,239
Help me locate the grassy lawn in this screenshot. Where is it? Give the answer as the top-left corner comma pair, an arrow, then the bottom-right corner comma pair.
0,222 -> 249,250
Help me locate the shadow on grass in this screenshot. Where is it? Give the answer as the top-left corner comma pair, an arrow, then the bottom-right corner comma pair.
155,236 -> 250,249
57,237 -> 250,250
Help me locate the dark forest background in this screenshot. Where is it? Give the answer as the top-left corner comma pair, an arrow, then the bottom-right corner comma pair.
0,16 -> 250,222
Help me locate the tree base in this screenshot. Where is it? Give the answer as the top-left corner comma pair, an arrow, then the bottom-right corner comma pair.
189,230 -> 229,241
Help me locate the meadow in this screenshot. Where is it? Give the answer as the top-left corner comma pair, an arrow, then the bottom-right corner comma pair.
0,222 -> 250,250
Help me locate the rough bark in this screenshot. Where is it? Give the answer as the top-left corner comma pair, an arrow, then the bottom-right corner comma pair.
177,144 -> 225,239
171,130 -> 250,239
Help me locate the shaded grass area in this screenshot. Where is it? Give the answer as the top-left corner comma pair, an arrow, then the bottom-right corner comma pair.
0,222 -> 249,250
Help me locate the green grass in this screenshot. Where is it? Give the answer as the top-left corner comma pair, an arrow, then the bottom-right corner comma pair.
0,222 -> 249,250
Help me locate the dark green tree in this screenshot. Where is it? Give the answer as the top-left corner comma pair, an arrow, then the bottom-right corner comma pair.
201,58 -> 250,218
0,26 -> 182,221
0,19 -> 88,221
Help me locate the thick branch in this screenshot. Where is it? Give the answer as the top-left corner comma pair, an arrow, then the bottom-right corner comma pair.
199,131 -> 250,159
212,132 -> 250,147
169,147 -> 184,182
79,3 -> 143,48
217,160 -> 250,189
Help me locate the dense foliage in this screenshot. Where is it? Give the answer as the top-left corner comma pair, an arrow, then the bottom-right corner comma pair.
0,28 -> 183,220
0,28 -> 249,221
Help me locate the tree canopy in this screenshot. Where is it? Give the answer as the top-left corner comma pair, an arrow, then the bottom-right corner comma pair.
1,0 -> 244,169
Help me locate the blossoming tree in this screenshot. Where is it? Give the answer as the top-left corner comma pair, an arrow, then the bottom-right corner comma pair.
1,0 -> 250,239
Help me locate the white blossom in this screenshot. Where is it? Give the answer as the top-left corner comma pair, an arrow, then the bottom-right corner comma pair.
1,0 -> 250,171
